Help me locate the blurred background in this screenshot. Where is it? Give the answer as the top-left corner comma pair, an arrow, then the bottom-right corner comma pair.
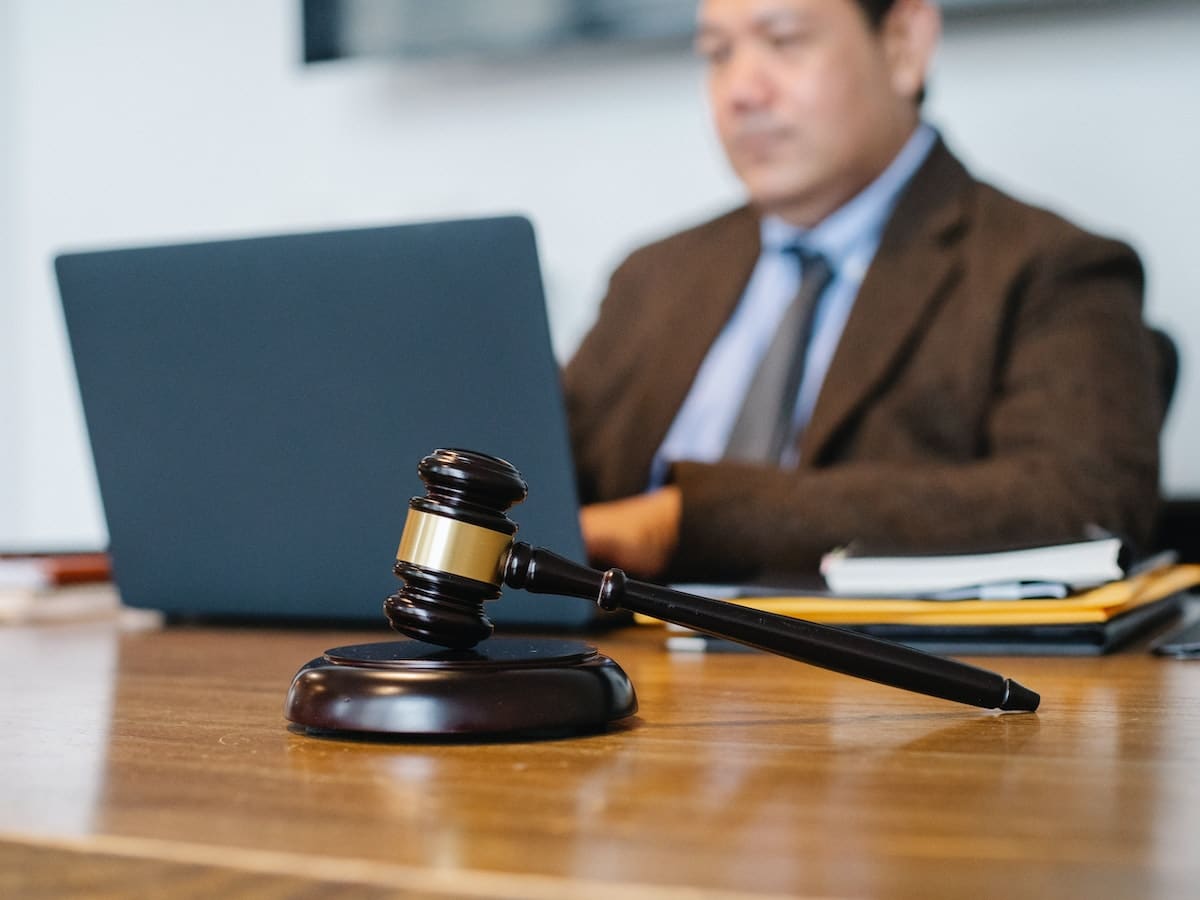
2,0 -> 1197,551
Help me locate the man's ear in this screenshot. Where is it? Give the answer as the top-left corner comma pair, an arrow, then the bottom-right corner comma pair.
883,0 -> 942,103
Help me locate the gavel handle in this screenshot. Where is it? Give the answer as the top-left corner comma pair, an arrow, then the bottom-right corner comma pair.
504,542 -> 1039,712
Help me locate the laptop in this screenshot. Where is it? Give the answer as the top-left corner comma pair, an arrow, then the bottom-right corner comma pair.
55,215 -> 600,628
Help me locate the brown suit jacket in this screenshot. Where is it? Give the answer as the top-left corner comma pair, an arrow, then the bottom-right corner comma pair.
563,141 -> 1162,581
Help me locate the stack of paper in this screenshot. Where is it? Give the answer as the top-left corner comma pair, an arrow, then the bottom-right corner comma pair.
0,552 -> 122,625
641,564 -> 1200,656
0,551 -> 109,585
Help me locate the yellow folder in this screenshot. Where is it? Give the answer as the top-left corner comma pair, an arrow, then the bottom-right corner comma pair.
635,564 -> 1200,627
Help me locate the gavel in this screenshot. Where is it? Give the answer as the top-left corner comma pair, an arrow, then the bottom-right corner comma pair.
384,448 -> 1040,712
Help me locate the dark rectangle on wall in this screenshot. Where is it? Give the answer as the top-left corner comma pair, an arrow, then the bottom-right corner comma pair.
300,0 -> 1158,64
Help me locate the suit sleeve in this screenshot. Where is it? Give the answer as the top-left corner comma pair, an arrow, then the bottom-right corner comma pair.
668,236 -> 1162,581
562,249 -> 650,504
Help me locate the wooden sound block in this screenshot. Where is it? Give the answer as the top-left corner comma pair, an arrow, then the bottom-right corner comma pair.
285,637 -> 637,738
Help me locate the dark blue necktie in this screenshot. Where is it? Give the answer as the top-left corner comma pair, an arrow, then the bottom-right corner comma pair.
724,247 -> 834,463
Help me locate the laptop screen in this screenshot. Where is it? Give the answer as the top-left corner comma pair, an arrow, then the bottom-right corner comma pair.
56,216 -> 594,627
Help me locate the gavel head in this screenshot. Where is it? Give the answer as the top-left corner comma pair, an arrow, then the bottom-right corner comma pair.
385,449 -> 528,648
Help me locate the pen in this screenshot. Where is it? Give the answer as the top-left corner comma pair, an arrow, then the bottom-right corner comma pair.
928,581 -> 1070,601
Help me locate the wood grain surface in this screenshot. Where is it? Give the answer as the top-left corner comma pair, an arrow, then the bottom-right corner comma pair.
2,620 -> 1198,898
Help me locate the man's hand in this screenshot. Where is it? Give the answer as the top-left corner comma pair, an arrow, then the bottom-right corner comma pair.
579,486 -> 682,579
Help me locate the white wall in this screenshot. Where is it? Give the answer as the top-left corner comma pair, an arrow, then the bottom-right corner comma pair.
0,0 -> 21,531
2,0 -> 1197,550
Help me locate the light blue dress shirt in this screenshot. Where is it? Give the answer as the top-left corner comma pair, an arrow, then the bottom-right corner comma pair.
650,124 -> 938,487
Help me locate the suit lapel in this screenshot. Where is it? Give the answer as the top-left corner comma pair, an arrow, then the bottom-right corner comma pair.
799,141 -> 972,466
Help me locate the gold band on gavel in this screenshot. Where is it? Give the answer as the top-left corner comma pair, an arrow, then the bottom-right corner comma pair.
395,508 -> 513,587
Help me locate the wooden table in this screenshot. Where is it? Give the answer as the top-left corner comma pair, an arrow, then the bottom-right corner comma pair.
2,620 -> 1198,898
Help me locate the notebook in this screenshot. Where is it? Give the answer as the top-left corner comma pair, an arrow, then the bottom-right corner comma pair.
55,215 -> 600,627
819,534 -> 1128,596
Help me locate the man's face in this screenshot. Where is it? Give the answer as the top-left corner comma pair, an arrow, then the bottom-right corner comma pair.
696,0 -> 928,226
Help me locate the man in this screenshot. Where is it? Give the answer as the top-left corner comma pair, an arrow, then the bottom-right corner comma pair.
564,0 -> 1162,583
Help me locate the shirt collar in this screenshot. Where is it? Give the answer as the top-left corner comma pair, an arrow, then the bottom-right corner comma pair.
760,122 -> 938,270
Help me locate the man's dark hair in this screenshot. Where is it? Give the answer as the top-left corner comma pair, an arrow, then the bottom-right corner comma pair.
856,0 -> 898,28
855,0 -> 926,104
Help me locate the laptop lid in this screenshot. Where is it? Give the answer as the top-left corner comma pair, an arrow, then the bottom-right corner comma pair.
56,216 -> 596,627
